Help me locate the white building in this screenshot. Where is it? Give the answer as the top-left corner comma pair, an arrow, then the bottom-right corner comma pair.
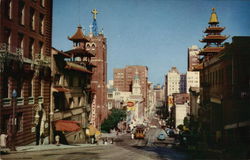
186,71 -> 200,93
174,103 -> 189,128
166,67 -> 181,96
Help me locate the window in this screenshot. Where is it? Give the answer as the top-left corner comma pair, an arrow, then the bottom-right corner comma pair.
17,33 -> 24,50
16,80 -> 23,97
29,38 -> 34,59
28,79 -> 33,97
30,8 -> 35,31
39,14 -> 44,34
3,76 -> 9,98
16,113 -> 23,132
6,0 -> 13,19
19,1 -> 25,25
4,28 -> 11,47
38,41 -> 43,59
41,0 -> 45,7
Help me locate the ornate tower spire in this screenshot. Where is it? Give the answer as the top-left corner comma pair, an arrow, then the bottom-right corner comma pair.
209,8 -> 219,24
132,70 -> 141,95
91,9 -> 99,36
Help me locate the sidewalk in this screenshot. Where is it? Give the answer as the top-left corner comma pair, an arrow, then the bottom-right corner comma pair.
1,132 -> 126,154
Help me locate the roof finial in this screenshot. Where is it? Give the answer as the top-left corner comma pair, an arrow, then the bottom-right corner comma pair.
91,9 -> 99,20
209,7 -> 219,24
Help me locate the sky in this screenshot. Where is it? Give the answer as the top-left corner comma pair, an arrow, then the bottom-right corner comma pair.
53,0 -> 250,85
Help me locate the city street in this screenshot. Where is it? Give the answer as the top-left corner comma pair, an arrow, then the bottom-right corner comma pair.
1,128 -> 188,160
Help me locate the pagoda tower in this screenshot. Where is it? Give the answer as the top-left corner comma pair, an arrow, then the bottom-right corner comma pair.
199,8 -> 229,60
66,25 -> 95,71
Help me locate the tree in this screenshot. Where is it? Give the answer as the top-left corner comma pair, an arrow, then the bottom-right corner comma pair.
101,108 -> 126,133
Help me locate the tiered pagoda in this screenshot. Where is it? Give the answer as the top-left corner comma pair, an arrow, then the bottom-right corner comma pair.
66,25 -> 96,72
199,8 -> 229,60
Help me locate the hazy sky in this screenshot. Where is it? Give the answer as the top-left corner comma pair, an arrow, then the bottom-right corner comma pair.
53,0 -> 250,85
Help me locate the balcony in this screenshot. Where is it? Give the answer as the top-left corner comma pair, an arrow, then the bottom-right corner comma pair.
2,98 -> 11,107
17,97 -> 24,105
28,97 -> 34,104
38,96 -> 44,103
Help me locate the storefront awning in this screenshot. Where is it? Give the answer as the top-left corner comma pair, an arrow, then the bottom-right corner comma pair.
55,120 -> 80,132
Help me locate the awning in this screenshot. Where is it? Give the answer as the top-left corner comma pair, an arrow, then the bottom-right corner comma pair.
64,62 -> 93,74
55,120 -> 80,132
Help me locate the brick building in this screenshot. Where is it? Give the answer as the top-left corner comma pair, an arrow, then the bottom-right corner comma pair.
88,9 -> 108,129
196,8 -> 250,146
0,0 -> 52,146
50,23 -> 96,144
113,65 -> 148,117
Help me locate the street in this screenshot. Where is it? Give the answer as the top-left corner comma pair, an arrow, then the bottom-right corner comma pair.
1,128 -> 189,160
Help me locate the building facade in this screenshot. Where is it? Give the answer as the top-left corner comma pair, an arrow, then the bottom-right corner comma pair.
186,71 -> 200,93
165,67 -> 181,96
88,10 -> 108,129
50,23 -> 95,144
113,65 -> 148,117
0,0 -> 52,146
187,45 -> 200,71
196,8 -> 250,146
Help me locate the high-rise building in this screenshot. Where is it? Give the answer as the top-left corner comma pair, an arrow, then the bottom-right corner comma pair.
88,9 -> 108,129
186,71 -> 200,93
187,45 -> 200,71
180,74 -> 187,93
113,65 -> 148,116
165,67 -> 181,96
0,0 -> 52,146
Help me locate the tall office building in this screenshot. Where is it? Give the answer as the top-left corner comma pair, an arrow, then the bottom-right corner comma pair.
113,65 -> 148,116
187,45 -> 200,71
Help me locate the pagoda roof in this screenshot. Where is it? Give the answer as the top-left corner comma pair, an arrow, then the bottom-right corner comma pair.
65,48 -> 95,57
204,27 -> 225,33
64,62 -> 93,74
68,25 -> 89,42
193,63 -> 204,71
200,35 -> 228,43
199,47 -> 224,55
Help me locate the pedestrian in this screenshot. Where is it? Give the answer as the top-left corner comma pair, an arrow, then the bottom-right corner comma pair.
0,133 -> 8,148
131,133 -> 134,139
55,135 -> 60,146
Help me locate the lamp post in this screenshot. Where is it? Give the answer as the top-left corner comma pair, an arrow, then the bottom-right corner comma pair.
10,89 -> 17,151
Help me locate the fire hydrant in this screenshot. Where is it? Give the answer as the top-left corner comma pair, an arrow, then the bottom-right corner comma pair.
55,135 -> 60,146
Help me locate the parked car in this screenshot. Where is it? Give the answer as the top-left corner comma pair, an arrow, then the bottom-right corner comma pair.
157,133 -> 166,141
165,128 -> 175,138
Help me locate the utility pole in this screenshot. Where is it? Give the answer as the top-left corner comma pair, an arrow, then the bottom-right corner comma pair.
11,89 -> 17,151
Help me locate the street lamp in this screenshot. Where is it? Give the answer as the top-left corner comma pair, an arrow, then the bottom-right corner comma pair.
10,89 -> 17,151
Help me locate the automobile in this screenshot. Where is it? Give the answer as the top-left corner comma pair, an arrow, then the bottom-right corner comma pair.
157,133 -> 166,141
150,125 -> 157,128
165,128 -> 175,137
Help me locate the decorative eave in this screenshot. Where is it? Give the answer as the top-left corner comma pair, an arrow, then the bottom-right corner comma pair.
65,48 -> 95,57
199,47 -> 225,55
204,27 -> 225,33
64,62 -> 92,74
193,63 -> 204,71
68,25 -> 89,42
200,35 -> 229,43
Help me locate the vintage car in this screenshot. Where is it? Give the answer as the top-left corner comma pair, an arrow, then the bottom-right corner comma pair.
157,133 -> 166,141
